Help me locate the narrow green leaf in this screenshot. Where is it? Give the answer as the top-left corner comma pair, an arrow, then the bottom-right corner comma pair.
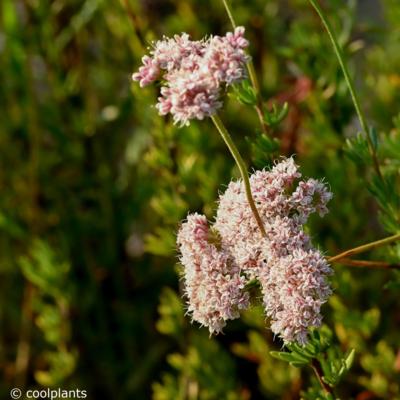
369,126 -> 379,150
344,349 -> 355,370
276,102 -> 289,122
289,360 -> 308,367
232,81 -> 257,106
287,342 -> 314,359
270,351 -> 297,363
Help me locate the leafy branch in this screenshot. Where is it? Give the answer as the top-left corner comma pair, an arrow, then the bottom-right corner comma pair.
271,329 -> 355,399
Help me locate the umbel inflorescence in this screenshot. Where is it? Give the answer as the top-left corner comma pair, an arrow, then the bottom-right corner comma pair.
132,28 -> 333,345
132,27 -> 249,125
177,158 -> 333,345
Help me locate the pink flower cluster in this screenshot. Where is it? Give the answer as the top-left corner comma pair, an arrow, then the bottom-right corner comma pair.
132,28 -> 249,126
177,213 -> 250,334
177,158 -> 333,344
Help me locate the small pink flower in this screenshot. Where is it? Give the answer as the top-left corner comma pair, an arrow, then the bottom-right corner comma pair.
155,69 -> 223,126
131,56 -> 160,87
205,28 -> 250,84
132,27 -> 250,125
225,26 -> 249,49
291,178 -> 333,222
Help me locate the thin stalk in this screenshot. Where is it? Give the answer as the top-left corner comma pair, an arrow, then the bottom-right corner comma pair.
247,61 -> 270,135
211,114 -> 266,237
328,233 -> 400,263
221,0 -> 270,136
334,258 -> 400,270
311,359 -> 334,396
222,0 -> 236,29
246,55 -> 260,94
307,0 -> 382,180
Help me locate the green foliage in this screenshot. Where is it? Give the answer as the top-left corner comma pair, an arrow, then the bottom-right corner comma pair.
156,288 -> 185,339
232,330 -> 300,396
263,102 -> 289,128
1,0 -> 400,399
247,133 -> 280,168
19,240 -> 71,301
271,328 -> 354,380
154,288 -> 245,399
345,133 -> 371,165
153,336 -> 244,400
232,80 -> 257,106
19,240 -> 76,386
359,341 -> 400,397
369,174 -> 400,233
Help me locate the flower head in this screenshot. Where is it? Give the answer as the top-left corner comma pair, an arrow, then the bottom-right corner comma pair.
177,213 -> 250,334
259,227 -> 332,344
177,159 -> 333,344
132,27 -> 249,125
155,68 -> 223,126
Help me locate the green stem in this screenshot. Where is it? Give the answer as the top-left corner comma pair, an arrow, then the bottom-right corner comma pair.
221,0 -> 236,29
307,0 -> 382,180
247,61 -> 270,135
328,233 -> 400,263
221,0 -> 269,136
246,56 -> 260,94
211,115 -> 266,237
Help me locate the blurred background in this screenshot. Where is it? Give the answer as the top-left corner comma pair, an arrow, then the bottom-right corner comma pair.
1,0 -> 400,398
